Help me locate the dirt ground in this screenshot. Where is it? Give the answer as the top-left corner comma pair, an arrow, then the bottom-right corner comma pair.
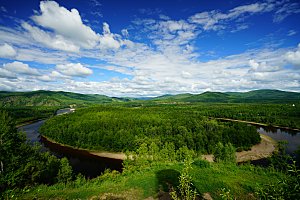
202,134 -> 276,163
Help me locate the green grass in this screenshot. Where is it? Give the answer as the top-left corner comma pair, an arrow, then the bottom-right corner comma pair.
16,162 -> 287,200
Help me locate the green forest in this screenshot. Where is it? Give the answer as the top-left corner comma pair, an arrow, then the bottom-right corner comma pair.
40,105 -> 261,153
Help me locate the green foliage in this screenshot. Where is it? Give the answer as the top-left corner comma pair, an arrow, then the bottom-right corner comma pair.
219,188 -> 236,200
0,106 -> 58,125
40,105 -> 261,154
213,142 -> 236,163
57,157 -> 73,184
192,159 -> 210,168
0,111 -> 72,196
170,160 -> 197,200
269,141 -> 293,172
123,142 -> 195,173
255,161 -> 300,200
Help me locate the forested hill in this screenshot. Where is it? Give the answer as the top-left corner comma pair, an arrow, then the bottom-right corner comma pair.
0,90 -> 124,106
1,89 -> 299,106
152,90 -> 300,103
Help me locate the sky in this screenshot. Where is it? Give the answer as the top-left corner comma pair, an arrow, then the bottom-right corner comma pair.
0,0 -> 300,97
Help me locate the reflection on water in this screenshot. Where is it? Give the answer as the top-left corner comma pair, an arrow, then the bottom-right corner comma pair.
257,126 -> 300,155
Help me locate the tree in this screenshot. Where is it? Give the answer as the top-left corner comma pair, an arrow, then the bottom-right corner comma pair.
57,157 -> 73,184
213,142 -> 236,163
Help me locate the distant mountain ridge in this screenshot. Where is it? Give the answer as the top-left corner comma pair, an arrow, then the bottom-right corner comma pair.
152,89 -> 300,103
0,90 -> 119,107
0,89 -> 299,106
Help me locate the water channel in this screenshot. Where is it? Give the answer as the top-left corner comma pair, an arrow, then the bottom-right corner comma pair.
19,109 -> 300,178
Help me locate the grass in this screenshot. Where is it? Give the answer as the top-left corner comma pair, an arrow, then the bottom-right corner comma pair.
16,161 -> 287,200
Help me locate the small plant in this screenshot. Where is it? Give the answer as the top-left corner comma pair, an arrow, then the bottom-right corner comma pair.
220,188 -> 236,200
170,159 -> 197,200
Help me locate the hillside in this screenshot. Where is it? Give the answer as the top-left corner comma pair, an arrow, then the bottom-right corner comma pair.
0,90 -> 122,107
152,90 -> 300,103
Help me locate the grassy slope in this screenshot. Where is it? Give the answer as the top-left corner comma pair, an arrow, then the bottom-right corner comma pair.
18,162 -> 287,200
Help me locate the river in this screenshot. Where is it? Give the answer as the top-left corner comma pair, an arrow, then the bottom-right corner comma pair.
19,109 -> 300,178
257,126 -> 300,155
18,108 -> 123,178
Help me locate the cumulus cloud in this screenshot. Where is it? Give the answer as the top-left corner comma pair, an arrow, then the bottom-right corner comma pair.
55,63 -> 93,77
248,59 -> 281,72
0,43 -> 17,58
99,23 -> 124,50
0,68 -> 17,79
3,61 -> 40,75
22,22 -> 80,52
32,1 -> 99,49
285,44 -> 300,66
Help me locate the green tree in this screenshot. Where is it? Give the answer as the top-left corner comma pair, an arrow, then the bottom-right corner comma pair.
57,157 -> 73,184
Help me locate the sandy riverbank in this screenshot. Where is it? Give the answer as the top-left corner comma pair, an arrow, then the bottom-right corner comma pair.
43,133 -> 275,163
202,134 -> 276,163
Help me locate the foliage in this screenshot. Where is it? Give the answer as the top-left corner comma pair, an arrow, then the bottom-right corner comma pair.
40,105 -> 261,153
219,188 -> 236,200
0,106 -> 59,125
213,142 -> 236,163
170,159 -> 198,200
123,143 -> 195,173
269,141 -> 293,172
17,161 -> 292,200
57,158 -> 73,184
255,161 -> 300,200
0,111 -> 72,196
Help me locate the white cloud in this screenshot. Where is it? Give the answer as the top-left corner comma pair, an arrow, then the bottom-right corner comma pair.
37,75 -> 52,82
55,63 -> 93,77
0,43 -> 17,58
121,29 -> 129,37
188,0 -> 295,31
32,1 -> 99,49
0,68 -> 17,79
248,59 -> 281,72
99,23 -> 123,50
3,61 -> 40,75
22,22 -> 80,52
285,44 -> 300,66
273,2 -> 300,23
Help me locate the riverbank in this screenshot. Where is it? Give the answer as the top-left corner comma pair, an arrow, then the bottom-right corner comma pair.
16,118 -> 46,128
214,117 -> 300,132
43,133 -> 276,163
41,135 -> 126,160
202,134 -> 277,163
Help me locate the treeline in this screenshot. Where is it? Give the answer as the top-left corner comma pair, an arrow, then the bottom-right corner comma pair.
0,106 -> 59,125
0,111 -> 73,195
40,105 -> 260,153
186,103 -> 300,129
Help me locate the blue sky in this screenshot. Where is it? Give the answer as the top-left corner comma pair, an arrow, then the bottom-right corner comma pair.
0,0 -> 299,97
